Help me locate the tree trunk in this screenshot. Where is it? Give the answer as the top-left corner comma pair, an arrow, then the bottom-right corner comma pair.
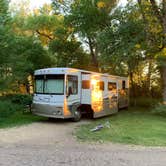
87,37 -> 99,71
129,71 -> 134,96
162,0 -> 166,104
147,59 -> 153,96
163,66 -> 166,104
149,0 -> 166,103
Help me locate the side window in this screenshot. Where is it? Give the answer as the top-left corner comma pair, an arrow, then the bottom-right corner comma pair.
67,75 -> 78,94
82,80 -> 90,89
122,80 -> 126,90
99,81 -> 104,91
92,80 -> 104,91
108,82 -> 117,91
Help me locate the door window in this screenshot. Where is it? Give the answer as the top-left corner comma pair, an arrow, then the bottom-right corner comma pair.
67,75 -> 78,95
108,82 -> 117,91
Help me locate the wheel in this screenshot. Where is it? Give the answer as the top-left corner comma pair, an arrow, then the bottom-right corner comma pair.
72,108 -> 81,122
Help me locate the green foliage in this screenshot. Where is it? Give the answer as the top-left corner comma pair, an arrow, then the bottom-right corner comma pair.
52,0 -> 72,15
0,94 -> 32,105
130,97 -> 160,108
25,13 -> 62,45
0,96 -> 45,128
10,36 -> 53,82
67,0 -> 112,37
0,0 -> 163,102
0,100 -> 18,119
10,94 -> 32,105
98,4 -> 146,75
0,0 -> 9,25
65,0 -> 119,70
49,38 -> 90,69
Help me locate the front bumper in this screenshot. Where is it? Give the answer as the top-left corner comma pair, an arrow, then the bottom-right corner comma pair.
32,103 -> 72,119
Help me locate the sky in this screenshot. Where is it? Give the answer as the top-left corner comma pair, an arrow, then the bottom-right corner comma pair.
29,0 -> 52,9
10,0 -> 52,9
11,0 -> 128,9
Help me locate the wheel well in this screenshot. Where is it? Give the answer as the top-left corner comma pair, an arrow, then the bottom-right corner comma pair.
78,104 -> 93,114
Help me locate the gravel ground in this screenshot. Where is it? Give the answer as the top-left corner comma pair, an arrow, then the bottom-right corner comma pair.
0,120 -> 166,166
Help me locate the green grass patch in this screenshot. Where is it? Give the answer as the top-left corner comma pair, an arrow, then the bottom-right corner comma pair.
76,107 -> 166,146
0,111 -> 46,129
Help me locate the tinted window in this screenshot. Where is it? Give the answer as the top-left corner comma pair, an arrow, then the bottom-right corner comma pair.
122,80 -> 126,90
82,80 -> 90,89
67,75 -> 78,94
35,74 -> 64,94
92,81 -> 104,91
99,81 -> 104,91
108,82 -> 117,91
35,79 -> 44,93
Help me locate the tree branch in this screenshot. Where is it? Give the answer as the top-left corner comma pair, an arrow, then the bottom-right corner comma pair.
36,30 -> 53,40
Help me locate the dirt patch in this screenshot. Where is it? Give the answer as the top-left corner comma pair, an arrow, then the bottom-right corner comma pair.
0,120 -> 166,166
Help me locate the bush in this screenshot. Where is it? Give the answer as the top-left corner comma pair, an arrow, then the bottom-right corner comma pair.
152,104 -> 166,114
10,94 -> 32,105
0,94 -> 32,106
130,97 -> 161,108
0,100 -> 18,120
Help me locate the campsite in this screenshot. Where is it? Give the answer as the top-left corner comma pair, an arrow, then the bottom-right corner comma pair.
0,0 -> 166,165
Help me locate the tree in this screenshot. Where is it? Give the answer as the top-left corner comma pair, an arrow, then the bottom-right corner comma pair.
51,0 -> 73,15
98,4 -> 147,96
0,0 -> 14,90
49,36 -> 91,69
0,1 -> 53,92
137,0 -> 166,103
65,0 -> 119,71
11,36 -> 52,79
0,0 -> 9,25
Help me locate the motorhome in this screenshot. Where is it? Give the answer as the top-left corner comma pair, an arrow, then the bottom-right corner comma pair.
32,68 -> 129,121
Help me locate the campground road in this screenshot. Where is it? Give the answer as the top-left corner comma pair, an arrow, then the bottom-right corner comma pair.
0,120 -> 166,166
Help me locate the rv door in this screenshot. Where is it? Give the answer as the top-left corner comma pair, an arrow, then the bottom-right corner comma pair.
66,74 -> 81,107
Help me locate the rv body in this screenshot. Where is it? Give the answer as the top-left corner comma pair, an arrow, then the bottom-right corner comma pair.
32,68 -> 129,121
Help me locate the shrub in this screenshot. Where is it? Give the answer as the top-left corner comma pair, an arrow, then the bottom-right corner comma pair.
0,100 -> 18,119
10,94 -> 32,105
0,94 -> 32,106
130,97 -> 161,108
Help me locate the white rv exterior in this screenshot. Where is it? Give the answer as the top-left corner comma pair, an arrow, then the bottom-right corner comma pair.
32,68 -> 129,121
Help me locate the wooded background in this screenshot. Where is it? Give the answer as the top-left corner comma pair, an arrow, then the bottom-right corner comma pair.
0,0 -> 166,105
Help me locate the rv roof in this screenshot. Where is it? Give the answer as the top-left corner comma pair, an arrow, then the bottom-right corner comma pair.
34,67 -> 128,79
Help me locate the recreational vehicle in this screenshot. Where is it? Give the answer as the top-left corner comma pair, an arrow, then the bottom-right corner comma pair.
32,68 -> 129,121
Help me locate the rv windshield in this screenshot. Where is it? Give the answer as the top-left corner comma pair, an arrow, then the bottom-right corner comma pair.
35,74 -> 64,95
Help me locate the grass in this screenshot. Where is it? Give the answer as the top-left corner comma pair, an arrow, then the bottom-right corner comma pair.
75,107 -> 166,146
0,111 -> 46,129
0,100 -> 46,129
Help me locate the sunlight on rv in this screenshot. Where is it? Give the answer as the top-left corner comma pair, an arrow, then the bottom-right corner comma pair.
91,78 -> 103,112
64,98 -> 71,116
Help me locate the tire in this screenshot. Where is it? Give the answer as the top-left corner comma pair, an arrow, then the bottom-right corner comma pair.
72,108 -> 82,122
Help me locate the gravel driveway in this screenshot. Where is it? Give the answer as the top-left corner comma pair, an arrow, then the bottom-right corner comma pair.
0,120 -> 166,166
